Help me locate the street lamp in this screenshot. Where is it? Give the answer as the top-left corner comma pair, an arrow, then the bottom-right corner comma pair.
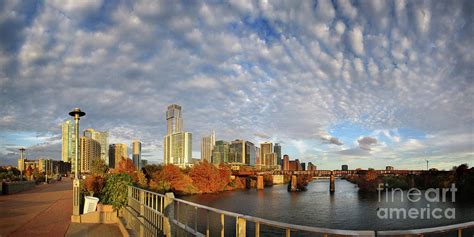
69,108 -> 85,216
19,148 -> 25,181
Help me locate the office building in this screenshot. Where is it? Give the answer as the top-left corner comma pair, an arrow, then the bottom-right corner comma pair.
342,164 -> 349,171
289,159 -> 302,171
260,142 -> 273,168
132,140 -> 142,170
386,166 -> 394,171
109,144 -> 128,169
166,104 -> 183,134
212,140 -> 230,164
301,162 -> 306,171
164,104 -> 193,166
307,162 -> 317,171
229,140 -> 255,165
141,159 -> 148,168
62,120 -> 77,171
80,136 -> 101,173
274,143 -> 282,165
201,131 -> 215,162
255,146 -> 261,169
264,153 -> 277,167
282,154 -> 290,170
84,128 -> 109,165
164,132 -> 192,165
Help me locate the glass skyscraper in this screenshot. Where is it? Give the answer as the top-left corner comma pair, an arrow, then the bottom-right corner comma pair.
164,104 -> 192,166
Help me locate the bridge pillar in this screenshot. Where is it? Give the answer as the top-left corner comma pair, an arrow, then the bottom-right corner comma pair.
330,171 -> 335,193
290,175 -> 297,192
257,175 -> 264,190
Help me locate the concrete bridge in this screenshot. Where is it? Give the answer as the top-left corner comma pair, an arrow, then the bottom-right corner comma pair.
232,169 -> 436,191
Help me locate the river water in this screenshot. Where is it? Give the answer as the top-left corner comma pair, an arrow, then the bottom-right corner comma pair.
180,179 -> 474,235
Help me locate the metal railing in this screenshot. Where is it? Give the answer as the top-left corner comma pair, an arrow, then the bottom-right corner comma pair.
123,186 -> 473,237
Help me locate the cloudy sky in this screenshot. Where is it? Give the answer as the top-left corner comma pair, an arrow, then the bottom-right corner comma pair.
0,0 -> 472,170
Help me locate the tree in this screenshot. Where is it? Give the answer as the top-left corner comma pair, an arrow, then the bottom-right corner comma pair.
116,158 -> 136,177
153,164 -> 197,195
136,171 -> 148,188
91,159 -> 108,177
189,161 -> 223,193
101,173 -> 132,210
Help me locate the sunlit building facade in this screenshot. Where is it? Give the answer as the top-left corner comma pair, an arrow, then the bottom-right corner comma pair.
229,140 -> 255,166
132,140 -> 142,170
61,120 -> 76,165
201,131 -> 215,162
164,104 -> 193,167
80,136 -> 101,173
109,144 -> 128,169
212,140 -> 229,164
84,128 -> 109,165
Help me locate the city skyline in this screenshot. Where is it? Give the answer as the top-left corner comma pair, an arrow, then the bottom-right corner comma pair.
0,1 -> 472,170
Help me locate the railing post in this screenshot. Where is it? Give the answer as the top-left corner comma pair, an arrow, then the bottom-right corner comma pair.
457,228 -> 462,237
236,217 -> 246,237
139,189 -> 145,237
164,192 -> 175,237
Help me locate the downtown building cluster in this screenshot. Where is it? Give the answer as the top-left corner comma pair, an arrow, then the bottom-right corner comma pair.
164,104 -> 316,171
61,122 -> 146,174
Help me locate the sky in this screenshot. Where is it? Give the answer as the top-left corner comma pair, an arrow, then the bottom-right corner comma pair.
0,0 -> 472,170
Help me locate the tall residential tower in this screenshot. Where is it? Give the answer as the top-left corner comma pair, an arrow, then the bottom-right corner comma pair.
164,104 -> 192,166
132,140 -> 142,170
201,131 -> 215,162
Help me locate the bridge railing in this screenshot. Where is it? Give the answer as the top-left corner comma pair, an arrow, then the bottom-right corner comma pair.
122,185 -> 473,237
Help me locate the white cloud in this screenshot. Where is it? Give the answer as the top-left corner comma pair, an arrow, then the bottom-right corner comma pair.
348,26 -> 364,55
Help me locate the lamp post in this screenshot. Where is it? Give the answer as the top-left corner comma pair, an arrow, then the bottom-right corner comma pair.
69,108 -> 85,216
19,148 -> 25,181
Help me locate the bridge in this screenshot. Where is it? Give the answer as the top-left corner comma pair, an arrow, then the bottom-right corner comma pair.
232,169 -> 434,191
122,185 -> 474,237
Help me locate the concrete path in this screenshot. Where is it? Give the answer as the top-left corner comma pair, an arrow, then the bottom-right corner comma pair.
0,178 -> 122,237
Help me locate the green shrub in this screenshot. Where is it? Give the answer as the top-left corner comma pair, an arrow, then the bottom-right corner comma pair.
101,173 -> 132,210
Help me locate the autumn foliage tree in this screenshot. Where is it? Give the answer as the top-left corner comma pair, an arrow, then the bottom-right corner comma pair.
83,175 -> 106,197
153,164 -> 197,195
116,158 -> 136,177
189,161 -> 231,193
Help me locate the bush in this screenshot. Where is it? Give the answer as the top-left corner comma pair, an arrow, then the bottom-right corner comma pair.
101,173 -> 132,210
83,175 -> 105,197
189,161 -> 228,193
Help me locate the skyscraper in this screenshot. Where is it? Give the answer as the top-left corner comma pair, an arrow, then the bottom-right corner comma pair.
274,143 -> 282,166
229,140 -> 255,165
80,136 -> 101,173
164,104 -> 193,166
109,144 -> 128,169
164,132 -> 192,165
201,131 -> 215,162
260,142 -> 273,168
83,128 -> 109,165
212,140 -> 229,164
132,140 -> 142,170
283,154 -> 290,170
166,104 -> 183,134
61,120 -> 75,162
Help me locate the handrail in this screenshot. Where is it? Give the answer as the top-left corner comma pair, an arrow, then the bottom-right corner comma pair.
127,186 -> 474,237
377,221 -> 474,235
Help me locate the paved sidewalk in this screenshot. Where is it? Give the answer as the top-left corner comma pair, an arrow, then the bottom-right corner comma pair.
65,223 -> 122,237
0,179 -> 72,237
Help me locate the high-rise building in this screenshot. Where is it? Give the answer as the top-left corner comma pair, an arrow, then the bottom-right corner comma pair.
307,162 -> 317,171
260,142 -> 273,168
84,128 -> 109,165
164,104 -> 193,166
61,120 -> 76,164
109,144 -> 128,169
255,146 -> 261,169
264,153 -> 277,167
274,143 -> 282,165
141,159 -> 148,168
132,140 -> 142,170
282,154 -> 290,170
342,164 -> 348,171
229,140 -> 255,165
201,131 -> 215,162
164,132 -> 192,165
80,136 -> 101,173
301,162 -> 306,171
386,166 -> 394,171
289,159 -> 302,171
212,140 -> 230,164
166,104 -> 183,134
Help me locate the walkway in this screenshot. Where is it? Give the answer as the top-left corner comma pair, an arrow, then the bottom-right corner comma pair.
0,178 -> 122,237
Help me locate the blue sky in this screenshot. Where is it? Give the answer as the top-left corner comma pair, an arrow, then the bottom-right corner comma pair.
0,0 -> 472,170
